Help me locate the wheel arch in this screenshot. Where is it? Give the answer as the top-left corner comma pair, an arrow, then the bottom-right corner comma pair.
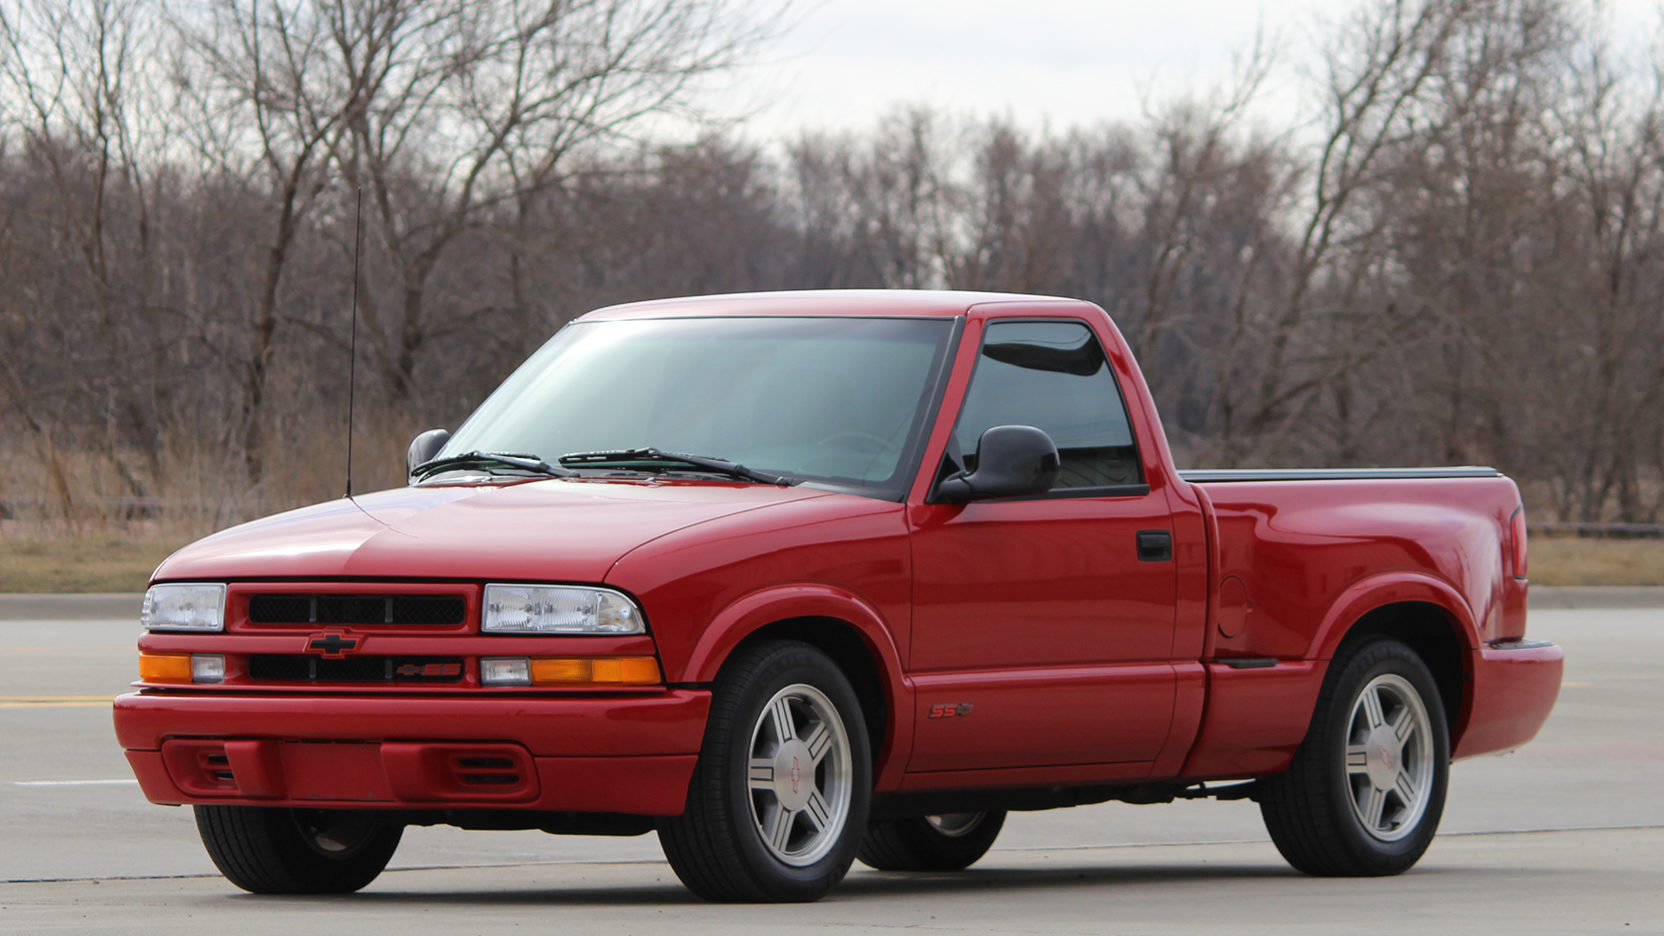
680,585 -> 912,790
1312,576 -> 1478,745
1336,602 -> 1469,739
1310,573 -> 1480,661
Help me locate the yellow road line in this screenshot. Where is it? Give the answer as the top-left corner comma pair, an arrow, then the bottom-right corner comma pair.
0,695 -> 116,702
0,695 -> 116,707
3,646 -> 132,653
14,779 -> 138,786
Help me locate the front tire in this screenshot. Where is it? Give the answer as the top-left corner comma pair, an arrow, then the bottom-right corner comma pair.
659,640 -> 871,902
1259,637 -> 1450,876
858,811 -> 1006,871
195,806 -> 402,894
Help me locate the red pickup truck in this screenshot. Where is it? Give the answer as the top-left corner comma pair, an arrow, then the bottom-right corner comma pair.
115,290 -> 1562,902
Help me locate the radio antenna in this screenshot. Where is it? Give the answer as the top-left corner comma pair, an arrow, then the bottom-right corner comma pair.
345,186 -> 363,499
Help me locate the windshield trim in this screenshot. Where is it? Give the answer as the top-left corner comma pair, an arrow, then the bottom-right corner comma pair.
891,314 -> 963,503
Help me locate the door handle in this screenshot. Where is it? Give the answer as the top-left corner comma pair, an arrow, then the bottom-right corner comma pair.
1136,530 -> 1173,562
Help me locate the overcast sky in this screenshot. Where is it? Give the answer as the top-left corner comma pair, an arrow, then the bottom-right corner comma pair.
725,0 -> 1658,140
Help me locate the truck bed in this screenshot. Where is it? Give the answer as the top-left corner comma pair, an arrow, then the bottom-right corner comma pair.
1179,466 -> 1501,482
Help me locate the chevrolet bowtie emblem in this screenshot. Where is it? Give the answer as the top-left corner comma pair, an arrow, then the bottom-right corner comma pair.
306,633 -> 361,658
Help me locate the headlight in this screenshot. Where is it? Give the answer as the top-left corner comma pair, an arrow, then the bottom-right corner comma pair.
482,584 -> 644,634
140,583 -> 226,632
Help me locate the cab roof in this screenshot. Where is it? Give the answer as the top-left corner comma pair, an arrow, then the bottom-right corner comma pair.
577,289 -> 1087,321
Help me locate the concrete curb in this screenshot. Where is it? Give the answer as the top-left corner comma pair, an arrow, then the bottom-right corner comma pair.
0,593 -> 141,620
2,587 -> 1661,621
1529,587 -> 1664,610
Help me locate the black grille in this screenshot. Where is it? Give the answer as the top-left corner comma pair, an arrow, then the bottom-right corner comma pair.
247,594 -> 466,626
247,655 -> 466,683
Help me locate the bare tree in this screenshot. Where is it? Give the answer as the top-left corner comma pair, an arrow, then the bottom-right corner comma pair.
173,0 -> 353,483
1220,0 -> 1489,463
5,0 -> 1664,531
321,0 -> 782,410
0,0 -> 172,518
1533,17 -> 1664,519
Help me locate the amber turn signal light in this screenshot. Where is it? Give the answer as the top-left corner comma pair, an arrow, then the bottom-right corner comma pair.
528,656 -> 661,686
138,652 -> 193,684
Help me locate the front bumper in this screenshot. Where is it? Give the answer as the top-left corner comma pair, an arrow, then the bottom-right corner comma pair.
113,689 -> 709,815
1454,639 -> 1564,759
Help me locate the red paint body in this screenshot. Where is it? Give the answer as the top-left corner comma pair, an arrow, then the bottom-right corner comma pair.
114,290 -> 1561,815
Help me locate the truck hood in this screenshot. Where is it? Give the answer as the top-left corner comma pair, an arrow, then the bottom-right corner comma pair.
152,480 -> 832,583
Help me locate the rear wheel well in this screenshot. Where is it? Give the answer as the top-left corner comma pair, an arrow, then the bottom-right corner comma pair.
725,617 -> 889,769
1337,602 -> 1467,736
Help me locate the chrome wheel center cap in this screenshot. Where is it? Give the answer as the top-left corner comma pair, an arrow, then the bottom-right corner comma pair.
772,740 -> 814,811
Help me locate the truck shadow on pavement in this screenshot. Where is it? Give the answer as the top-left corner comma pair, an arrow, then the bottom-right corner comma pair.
294,862 -> 1313,907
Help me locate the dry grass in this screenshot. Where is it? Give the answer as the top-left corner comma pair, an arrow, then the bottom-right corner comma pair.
0,536 -> 190,593
0,418 -> 416,593
2,530 -> 1660,593
1528,537 -> 1664,587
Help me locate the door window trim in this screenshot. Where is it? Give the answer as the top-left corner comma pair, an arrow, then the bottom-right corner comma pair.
933,316 -> 1147,502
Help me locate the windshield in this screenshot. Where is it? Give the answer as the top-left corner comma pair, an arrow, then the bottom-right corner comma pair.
435,316 -> 957,498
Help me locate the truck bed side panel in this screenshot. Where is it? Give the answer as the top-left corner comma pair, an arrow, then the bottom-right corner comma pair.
1203,476 -> 1522,660
1178,476 -> 1525,779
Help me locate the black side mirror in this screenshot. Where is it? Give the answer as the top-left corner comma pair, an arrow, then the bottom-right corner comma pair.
406,428 -> 450,482
936,425 -> 1060,502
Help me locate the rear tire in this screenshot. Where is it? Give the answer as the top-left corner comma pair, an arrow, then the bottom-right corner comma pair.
1259,637 -> 1450,876
659,640 -> 871,902
858,811 -> 1006,871
195,806 -> 402,894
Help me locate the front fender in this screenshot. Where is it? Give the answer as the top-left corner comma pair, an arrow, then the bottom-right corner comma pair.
679,583 -> 915,792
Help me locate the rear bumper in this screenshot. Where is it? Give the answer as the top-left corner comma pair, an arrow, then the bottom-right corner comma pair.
1454,640 -> 1563,759
113,689 -> 709,815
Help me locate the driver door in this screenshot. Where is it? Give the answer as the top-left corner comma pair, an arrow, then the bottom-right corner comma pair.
906,318 -> 1178,774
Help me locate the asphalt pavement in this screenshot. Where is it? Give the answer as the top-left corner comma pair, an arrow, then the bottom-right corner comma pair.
1,593 -> 1659,934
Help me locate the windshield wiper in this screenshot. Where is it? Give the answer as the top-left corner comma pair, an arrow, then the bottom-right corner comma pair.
412,450 -> 574,481
558,448 -> 794,486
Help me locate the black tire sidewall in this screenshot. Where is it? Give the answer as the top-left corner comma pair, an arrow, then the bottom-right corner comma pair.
715,644 -> 872,900
286,809 -> 400,869
1321,640 -> 1451,872
859,810 -> 1007,871
195,805 -> 402,894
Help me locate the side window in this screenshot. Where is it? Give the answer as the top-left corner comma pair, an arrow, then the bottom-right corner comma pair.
953,320 -> 1142,489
